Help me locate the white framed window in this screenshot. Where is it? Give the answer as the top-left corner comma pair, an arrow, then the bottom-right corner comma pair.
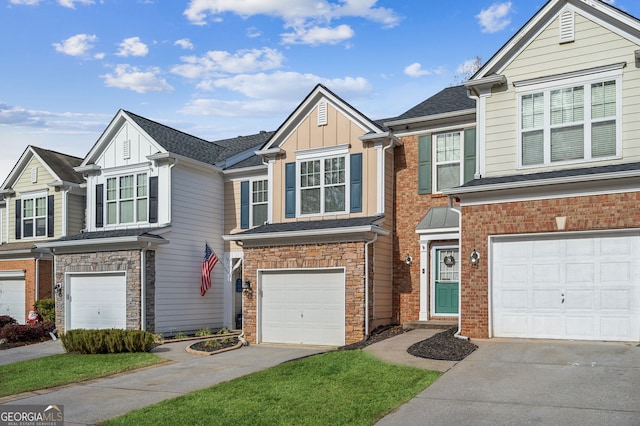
517,69 -> 621,168
106,172 -> 148,225
299,155 -> 346,215
22,193 -> 47,238
434,131 -> 463,192
251,179 -> 268,227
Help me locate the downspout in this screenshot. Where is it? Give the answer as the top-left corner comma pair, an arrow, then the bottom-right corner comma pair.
448,197 -> 468,340
140,242 -> 152,331
35,252 -> 42,302
364,233 -> 378,339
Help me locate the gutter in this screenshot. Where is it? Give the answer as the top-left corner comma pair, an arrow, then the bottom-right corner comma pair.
448,197 -> 468,341
222,224 -> 390,243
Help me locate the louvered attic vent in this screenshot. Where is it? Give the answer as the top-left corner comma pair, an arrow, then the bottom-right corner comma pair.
31,167 -> 38,183
123,139 -> 131,160
559,9 -> 575,43
317,100 -> 327,126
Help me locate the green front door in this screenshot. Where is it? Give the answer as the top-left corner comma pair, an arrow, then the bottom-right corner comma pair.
434,248 -> 459,314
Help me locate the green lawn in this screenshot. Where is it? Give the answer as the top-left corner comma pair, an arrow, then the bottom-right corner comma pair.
0,352 -> 164,397
105,350 -> 440,426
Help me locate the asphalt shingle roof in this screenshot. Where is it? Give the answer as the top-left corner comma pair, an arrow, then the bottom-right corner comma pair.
56,228 -> 166,242
391,85 -> 475,122
233,215 -> 384,235
31,146 -> 84,184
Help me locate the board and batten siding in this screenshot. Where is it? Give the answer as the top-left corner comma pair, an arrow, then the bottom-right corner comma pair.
270,102 -> 378,222
94,121 -> 159,169
153,163 -> 225,334
483,11 -> 640,177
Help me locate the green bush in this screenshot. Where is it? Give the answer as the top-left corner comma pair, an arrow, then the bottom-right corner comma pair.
60,329 -> 156,354
34,299 -> 56,323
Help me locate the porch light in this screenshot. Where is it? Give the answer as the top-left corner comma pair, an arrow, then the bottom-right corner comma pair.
470,249 -> 480,267
405,254 -> 413,265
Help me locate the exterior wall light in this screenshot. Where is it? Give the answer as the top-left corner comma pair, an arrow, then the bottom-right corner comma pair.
405,254 -> 413,265
242,280 -> 253,296
470,249 -> 480,267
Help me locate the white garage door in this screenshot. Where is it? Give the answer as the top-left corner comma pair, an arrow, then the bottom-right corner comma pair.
260,269 -> 345,346
68,273 -> 127,330
0,272 -> 26,324
492,232 -> 640,341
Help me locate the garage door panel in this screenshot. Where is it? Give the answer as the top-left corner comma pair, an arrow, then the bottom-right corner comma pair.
68,273 -> 126,330
260,269 -> 345,346
492,233 -> 640,342
0,278 -> 26,324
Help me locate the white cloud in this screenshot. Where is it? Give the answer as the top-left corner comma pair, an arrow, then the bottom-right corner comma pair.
58,0 -> 94,8
476,2 -> 513,34
183,0 -> 400,45
116,37 -> 149,57
404,63 -> 431,78
52,34 -> 98,57
171,47 -> 285,79
281,24 -> 354,46
181,71 -> 370,118
246,27 -> 261,38
102,64 -> 174,93
174,38 -> 194,50
8,0 -> 41,5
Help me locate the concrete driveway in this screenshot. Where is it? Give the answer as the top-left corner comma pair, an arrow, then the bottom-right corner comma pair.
377,338 -> 640,426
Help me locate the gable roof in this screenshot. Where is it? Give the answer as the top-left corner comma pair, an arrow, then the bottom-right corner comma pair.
470,0 -> 640,82
260,84 -> 386,151
1,145 -> 83,190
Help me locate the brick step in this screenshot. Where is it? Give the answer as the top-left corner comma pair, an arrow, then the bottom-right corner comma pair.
403,320 -> 457,331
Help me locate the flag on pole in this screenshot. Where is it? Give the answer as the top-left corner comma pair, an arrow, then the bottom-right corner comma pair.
201,242 -> 219,296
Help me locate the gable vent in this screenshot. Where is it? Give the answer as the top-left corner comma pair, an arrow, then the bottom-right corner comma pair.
559,9 -> 574,43
317,100 -> 328,126
31,167 -> 38,183
123,139 -> 131,160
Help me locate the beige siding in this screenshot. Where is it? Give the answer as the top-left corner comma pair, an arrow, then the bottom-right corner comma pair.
224,180 -> 243,252
484,11 -> 640,176
271,102 -> 378,222
66,193 -> 85,236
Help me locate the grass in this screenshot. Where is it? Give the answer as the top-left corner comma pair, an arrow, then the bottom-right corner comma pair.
0,352 -> 164,397
105,350 -> 440,426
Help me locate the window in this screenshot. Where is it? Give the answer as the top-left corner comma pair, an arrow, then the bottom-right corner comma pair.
106,173 -> 148,225
22,196 -> 47,238
434,132 -> 462,192
519,77 -> 619,167
252,180 -> 268,226
300,156 -> 346,215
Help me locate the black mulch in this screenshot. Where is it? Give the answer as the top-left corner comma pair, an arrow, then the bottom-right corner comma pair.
407,327 -> 478,361
189,337 -> 239,352
339,325 -> 478,362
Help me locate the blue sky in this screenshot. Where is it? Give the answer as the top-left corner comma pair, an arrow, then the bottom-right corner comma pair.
1,0 -> 639,178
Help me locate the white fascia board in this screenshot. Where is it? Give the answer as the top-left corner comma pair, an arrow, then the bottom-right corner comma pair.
74,164 -> 101,174
148,152 -> 222,173
384,109 -> 476,129
37,235 -> 169,253
222,164 -> 267,179
0,270 -> 26,278
223,224 -> 390,242
416,227 -> 459,235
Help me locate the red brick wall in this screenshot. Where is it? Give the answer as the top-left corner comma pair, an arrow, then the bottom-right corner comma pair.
461,192 -> 640,338
393,138 -> 453,323
242,241 -> 366,345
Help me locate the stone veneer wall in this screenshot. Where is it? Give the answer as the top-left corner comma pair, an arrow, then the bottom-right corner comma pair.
242,241 -> 367,345
461,192 -> 640,338
54,249 -> 156,333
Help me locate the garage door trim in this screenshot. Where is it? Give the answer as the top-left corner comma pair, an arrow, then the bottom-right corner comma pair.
65,271 -> 127,331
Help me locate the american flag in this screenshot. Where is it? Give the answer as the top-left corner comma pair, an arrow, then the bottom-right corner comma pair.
200,242 -> 219,296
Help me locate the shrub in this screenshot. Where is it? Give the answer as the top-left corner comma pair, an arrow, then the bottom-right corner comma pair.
0,315 -> 17,328
195,327 -> 211,337
34,299 -> 56,323
0,322 -> 55,343
60,329 -> 156,354
217,327 -> 230,335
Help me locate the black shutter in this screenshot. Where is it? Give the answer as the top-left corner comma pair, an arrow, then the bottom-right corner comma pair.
47,195 -> 54,237
15,199 -> 21,240
148,176 -> 158,223
350,153 -> 362,213
95,184 -> 104,228
285,162 -> 296,218
240,181 -> 249,229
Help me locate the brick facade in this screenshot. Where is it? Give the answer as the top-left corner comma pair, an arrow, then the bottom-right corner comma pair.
460,192 -> 640,338
241,241 -> 367,345
0,258 -> 53,322
393,138 -> 456,324
54,249 -> 156,333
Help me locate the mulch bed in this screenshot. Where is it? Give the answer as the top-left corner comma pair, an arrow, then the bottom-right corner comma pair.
189,337 -> 240,353
339,324 -> 478,362
407,327 -> 478,361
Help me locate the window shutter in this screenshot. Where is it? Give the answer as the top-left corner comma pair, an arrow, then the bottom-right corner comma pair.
285,162 -> 296,218
463,128 -> 476,183
15,199 -> 21,240
418,134 -> 432,194
350,153 -> 362,213
47,195 -> 54,237
148,176 -> 158,224
95,184 -> 104,228
240,181 -> 249,229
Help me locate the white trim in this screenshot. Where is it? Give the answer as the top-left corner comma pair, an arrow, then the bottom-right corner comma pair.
0,270 -> 26,278
296,152 -> 351,217
430,243 -> 460,318
223,224 -> 390,243
418,231 -> 459,321
294,144 -> 350,160
391,120 -> 477,138
376,142 -> 385,214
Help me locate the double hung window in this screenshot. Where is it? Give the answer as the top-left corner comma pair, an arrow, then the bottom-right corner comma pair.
519,71 -> 620,167
434,132 -> 462,192
300,155 -> 346,215
252,180 -> 268,227
106,173 -> 148,225
22,196 -> 47,238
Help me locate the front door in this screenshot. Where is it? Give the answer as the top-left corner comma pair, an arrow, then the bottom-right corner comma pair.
434,248 -> 459,315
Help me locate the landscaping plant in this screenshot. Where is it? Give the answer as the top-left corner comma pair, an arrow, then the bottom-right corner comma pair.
61,329 -> 156,354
